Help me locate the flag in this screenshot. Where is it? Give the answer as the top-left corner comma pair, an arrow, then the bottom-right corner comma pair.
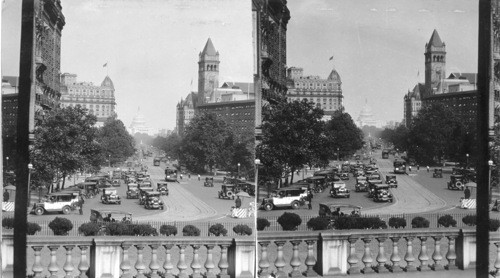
329,56 -> 334,61
103,63 -> 107,67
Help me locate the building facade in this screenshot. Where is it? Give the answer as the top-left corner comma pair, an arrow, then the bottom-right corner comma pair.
59,73 -> 117,127
404,30 -> 478,127
176,92 -> 198,136
198,38 -> 220,106
286,67 -> 343,119
196,100 -> 255,136
2,77 -> 19,134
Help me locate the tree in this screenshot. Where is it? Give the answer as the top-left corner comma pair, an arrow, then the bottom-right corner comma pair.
257,99 -> 325,185
31,106 -> 101,191
407,103 -> 467,165
381,124 -> 410,152
178,112 -> 235,173
323,111 -> 364,160
152,133 -> 182,160
96,116 -> 136,166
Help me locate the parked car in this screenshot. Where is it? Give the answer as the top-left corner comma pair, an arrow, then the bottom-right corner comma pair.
144,191 -> 164,210
101,188 -> 121,205
339,172 -> 350,181
260,186 -> 308,211
385,175 -> 398,188
156,181 -> 169,196
90,209 -> 132,235
319,203 -> 362,218
126,183 -> 140,199
31,192 -> 80,215
448,175 -> 465,190
372,184 -> 393,202
139,187 -> 155,205
355,176 -> 369,192
76,182 -> 100,198
218,184 -> 238,199
330,182 -> 350,198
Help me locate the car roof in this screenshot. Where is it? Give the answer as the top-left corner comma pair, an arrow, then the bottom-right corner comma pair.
374,184 -> 390,188
157,181 -> 168,185
91,209 -> 132,215
47,192 -> 79,196
319,203 -> 362,210
308,176 -> 325,180
145,191 -> 161,195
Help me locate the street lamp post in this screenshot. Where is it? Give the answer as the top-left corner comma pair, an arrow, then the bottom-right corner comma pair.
489,160 -> 494,203
27,163 -> 33,208
237,163 -> 240,179
466,153 -> 469,168
6,156 -> 9,169
337,148 -> 340,162
255,159 -> 260,204
108,155 -> 111,168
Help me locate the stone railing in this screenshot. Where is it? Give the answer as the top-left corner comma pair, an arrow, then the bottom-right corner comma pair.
1,233 -> 255,278
257,228 -> 500,277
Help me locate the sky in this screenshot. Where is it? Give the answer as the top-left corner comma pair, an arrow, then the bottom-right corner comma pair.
287,0 -> 478,125
1,0 -> 253,131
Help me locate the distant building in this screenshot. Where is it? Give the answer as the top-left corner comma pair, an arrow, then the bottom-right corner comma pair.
176,92 -> 198,136
59,73 -> 117,127
2,77 -> 19,134
356,100 -> 383,128
196,100 -> 255,136
404,30 -> 478,127
198,38 -> 220,106
286,67 -> 343,120
128,108 -> 156,136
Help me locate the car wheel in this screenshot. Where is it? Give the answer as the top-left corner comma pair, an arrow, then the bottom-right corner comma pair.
291,201 -> 300,210
34,207 -> 44,216
264,203 -> 274,211
62,206 -> 71,215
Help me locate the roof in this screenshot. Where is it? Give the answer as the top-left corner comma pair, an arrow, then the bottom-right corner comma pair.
2,76 -> 18,87
201,38 -> 218,56
447,73 -> 477,84
101,75 -> 114,89
428,29 -> 444,48
221,82 -> 254,94
90,209 -> 132,215
408,83 -> 425,99
327,69 -> 342,82
319,203 -> 362,209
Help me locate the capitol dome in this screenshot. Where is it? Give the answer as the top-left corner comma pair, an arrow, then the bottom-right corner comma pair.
101,75 -> 114,89
356,100 -> 381,128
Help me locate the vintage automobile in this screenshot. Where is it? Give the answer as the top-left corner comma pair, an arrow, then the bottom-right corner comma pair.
368,172 -> 382,181
31,192 -> 80,215
111,179 -> 121,187
218,184 -> 238,199
354,169 -> 365,177
306,176 -> 329,193
339,172 -> 350,181
76,182 -> 100,198
138,179 -> 153,189
90,209 -> 133,235
101,188 -> 121,205
261,186 -> 308,211
126,183 -> 140,199
367,179 -> 384,198
372,184 -> 393,202
330,182 -> 350,198
156,181 -> 169,196
355,176 -> 369,192
319,203 -> 362,218
139,187 -> 155,205
236,182 -> 255,196
144,191 -> 164,210
204,177 -> 214,187
433,168 -> 443,178
385,175 -> 398,188
448,175 -> 465,190
86,176 -> 112,189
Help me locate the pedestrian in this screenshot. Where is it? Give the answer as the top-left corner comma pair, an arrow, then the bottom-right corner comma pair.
417,165 -> 420,171
78,195 -> 85,215
198,174 -> 201,181
427,166 -> 430,172
409,165 -> 412,172
180,173 -> 183,180
235,196 -> 242,208
188,173 -> 191,179
307,191 -> 313,210
464,187 -> 471,199
3,190 -> 9,202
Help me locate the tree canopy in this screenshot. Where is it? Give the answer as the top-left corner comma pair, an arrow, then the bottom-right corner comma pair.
96,116 -> 136,166
31,106 -> 101,190
323,111 -> 364,160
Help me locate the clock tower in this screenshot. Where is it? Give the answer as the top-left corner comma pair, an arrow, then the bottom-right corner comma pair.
424,29 -> 446,96
198,38 -> 220,105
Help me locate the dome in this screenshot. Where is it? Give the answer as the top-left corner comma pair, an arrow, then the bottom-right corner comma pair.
101,76 -> 114,89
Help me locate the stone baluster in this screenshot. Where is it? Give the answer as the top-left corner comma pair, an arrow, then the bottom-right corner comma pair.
78,245 -> 90,278
31,246 -> 44,278
304,240 -> 318,277
417,236 -> 430,271
404,236 -> 417,272
347,238 -> 360,274
290,240 -> 302,277
493,242 -> 500,278
218,243 -> 230,278
361,238 -> 374,273
445,235 -> 457,270
162,244 -> 175,278
177,244 -> 188,278
274,241 -> 287,277
389,237 -> 403,272
149,244 -> 161,278
48,245 -> 60,278
204,244 -> 216,278
191,244 -> 202,278
134,244 -> 147,278
63,245 -> 75,278
375,237 -> 389,273
120,243 -> 133,278
431,236 -> 444,270
258,241 -> 271,278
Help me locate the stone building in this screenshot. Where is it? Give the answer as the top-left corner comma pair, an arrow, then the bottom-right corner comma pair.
197,38 -> 220,106
404,30 -> 478,127
286,67 -> 343,120
196,100 -> 255,136
176,92 -> 198,136
252,0 -> 290,139
1,77 -> 19,134
59,73 -> 117,127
